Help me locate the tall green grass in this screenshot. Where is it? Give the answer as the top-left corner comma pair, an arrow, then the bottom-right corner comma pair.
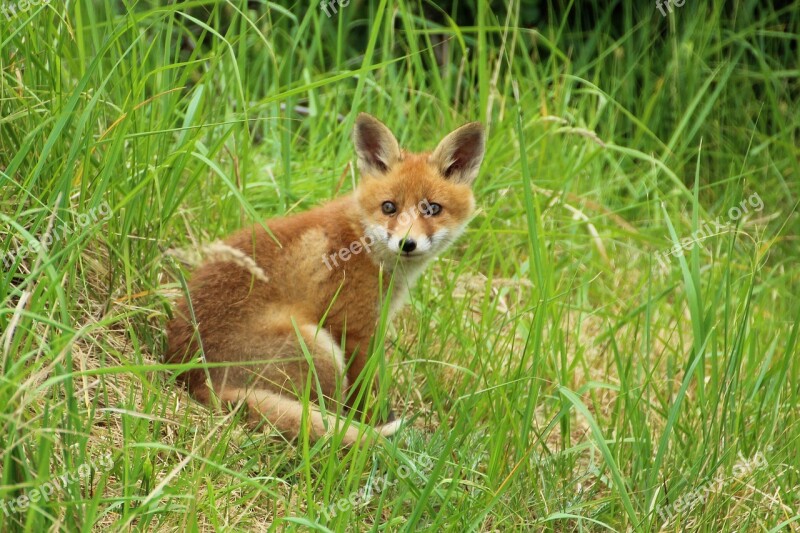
1,0 -> 799,530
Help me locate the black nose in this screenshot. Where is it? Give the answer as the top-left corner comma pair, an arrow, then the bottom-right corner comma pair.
400,238 -> 417,253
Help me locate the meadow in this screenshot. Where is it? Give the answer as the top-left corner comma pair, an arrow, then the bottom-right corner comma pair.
1,0 -> 799,530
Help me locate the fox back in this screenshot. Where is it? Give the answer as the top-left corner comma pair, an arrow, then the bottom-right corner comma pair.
166,113 -> 485,445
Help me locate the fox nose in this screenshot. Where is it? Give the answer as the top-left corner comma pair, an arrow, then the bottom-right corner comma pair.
400,238 -> 417,253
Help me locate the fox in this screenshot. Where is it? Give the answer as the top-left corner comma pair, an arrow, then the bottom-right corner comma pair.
166,113 -> 485,445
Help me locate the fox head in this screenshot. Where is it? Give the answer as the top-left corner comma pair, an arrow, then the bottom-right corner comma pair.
353,113 -> 485,268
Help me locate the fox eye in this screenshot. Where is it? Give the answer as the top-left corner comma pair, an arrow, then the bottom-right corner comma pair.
423,203 -> 442,216
381,201 -> 397,215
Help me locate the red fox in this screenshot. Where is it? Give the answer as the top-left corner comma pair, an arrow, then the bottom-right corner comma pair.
166,113 -> 485,445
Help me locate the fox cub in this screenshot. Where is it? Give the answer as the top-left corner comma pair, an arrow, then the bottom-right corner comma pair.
166,113 -> 485,445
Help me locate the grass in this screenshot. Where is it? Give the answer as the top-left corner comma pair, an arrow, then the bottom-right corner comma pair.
1,0 -> 799,530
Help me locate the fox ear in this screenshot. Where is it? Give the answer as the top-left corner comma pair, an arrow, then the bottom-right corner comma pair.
430,122 -> 485,185
353,113 -> 401,177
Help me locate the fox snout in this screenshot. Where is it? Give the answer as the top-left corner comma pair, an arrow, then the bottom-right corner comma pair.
389,233 -> 429,255
399,236 -> 417,253
387,226 -> 434,256
381,206 -> 440,257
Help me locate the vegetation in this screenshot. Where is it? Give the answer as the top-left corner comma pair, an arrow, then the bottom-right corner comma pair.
1,0 -> 798,530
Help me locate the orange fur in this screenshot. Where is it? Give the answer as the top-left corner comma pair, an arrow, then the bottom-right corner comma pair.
166,114 -> 485,445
